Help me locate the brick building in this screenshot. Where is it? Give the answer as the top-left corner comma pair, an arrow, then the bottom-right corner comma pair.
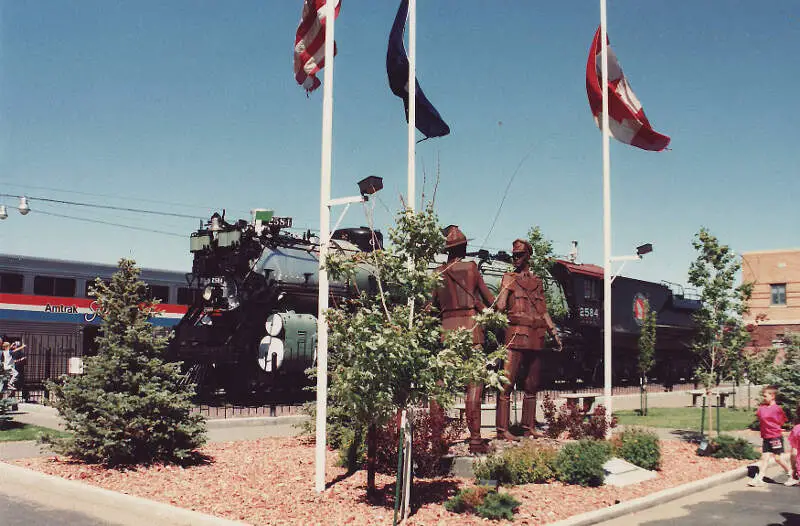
742,249 -> 800,348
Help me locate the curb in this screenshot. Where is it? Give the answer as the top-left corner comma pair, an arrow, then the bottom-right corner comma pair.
544,465 -> 750,526
206,415 -> 309,429
0,461 -> 248,526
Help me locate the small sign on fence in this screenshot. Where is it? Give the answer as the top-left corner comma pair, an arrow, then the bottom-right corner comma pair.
68,357 -> 84,375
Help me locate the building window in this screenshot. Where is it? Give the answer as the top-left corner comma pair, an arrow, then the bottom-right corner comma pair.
770,284 -> 786,306
33,276 -> 76,297
583,279 -> 598,300
0,272 -> 24,293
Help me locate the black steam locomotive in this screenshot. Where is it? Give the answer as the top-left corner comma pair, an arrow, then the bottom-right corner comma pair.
169,211 -> 380,398
170,212 -> 701,399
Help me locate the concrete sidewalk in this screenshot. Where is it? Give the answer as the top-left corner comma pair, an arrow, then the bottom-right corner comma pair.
1,403 -> 309,461
0,462 -> 247,526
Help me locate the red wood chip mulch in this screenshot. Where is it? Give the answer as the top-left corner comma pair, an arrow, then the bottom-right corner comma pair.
12,438 -> 749,525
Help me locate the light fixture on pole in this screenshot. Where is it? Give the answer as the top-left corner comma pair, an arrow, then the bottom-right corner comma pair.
18,196 -> 30,215
315,175 -> 382,493
609,243 -> 654,283
603,242 -> 653,431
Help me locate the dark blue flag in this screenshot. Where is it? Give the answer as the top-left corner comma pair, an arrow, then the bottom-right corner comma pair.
386,0 -> 450,140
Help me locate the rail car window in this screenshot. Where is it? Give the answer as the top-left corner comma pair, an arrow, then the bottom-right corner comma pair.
148,285 -> 170,303
771,284 -> 786,306
84,279 -> 111,298
583,279 -> 598,300
34,276 -> 76,297
177,287 -> 200,306
0,272 -> 24,293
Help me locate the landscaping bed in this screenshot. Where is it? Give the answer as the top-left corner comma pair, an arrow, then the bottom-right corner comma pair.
10,436 -> 750,525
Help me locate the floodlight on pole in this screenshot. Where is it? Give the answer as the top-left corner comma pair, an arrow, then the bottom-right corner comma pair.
610,243 -> 654,283
603,239 -> 653,435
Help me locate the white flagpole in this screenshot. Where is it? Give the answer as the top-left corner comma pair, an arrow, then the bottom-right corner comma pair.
407,0 -> 417,212
315,0 -> 336,493
600,0 -> 613,429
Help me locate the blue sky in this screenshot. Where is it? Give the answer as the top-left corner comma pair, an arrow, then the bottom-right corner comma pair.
1,1 -> 798,288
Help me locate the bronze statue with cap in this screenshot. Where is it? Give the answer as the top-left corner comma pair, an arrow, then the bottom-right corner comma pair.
495,239 -> 562,440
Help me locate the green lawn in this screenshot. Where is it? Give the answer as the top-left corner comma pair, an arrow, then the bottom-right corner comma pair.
614,407 -> 756,432
0,421 -> 71,442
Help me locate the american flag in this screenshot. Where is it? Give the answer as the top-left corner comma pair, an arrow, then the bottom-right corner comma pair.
586,27 -> 670,152
294,0 -> 341,94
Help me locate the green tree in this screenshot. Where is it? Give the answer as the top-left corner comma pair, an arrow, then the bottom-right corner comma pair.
325,204 -> 507,496
45,259 -> 206,466
526,226 -> 568,321
687,228 -> 753,435
766,333 -> 800,418
637,300 -> 657,415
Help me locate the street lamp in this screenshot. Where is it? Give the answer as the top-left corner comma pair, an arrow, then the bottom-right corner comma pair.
603,242 -> 653,433
0,196 -> 32,220
18,197 -> 30,215
316,175 -> 382,493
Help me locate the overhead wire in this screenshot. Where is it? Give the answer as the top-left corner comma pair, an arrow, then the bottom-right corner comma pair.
478,144 -> 538,252
0,181 -> 244,215
31,208 -> 186,238
0,193 -> 205,220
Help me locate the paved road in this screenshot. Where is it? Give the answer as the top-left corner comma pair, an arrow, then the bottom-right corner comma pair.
597,472 -> 800,526
0,493 -> 111,526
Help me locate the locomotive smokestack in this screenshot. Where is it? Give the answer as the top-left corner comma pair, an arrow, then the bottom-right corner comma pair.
569,241 -> 579,263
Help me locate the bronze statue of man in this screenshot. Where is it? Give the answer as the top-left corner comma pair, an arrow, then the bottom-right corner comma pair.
495,239 -> 562,440
433,225 -> 495,454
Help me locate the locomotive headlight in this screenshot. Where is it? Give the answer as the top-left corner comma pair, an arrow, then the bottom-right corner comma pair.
202,285 -> 215,301
265,313 -> 283,336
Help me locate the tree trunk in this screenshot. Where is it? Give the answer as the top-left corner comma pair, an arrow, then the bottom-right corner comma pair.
366,423 -> 377,498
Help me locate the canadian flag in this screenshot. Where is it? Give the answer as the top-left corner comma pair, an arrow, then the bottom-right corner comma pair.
586,27 -> 670,152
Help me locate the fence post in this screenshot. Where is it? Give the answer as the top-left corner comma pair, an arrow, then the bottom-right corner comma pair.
43,348 -> 53,401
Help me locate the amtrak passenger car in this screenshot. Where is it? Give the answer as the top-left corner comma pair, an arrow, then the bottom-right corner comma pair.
0,254 -> 192,385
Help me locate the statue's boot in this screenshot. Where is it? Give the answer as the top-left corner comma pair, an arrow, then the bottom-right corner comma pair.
521,394 -> 543,438
495,394 -> 519,442
466,385 -> 489,454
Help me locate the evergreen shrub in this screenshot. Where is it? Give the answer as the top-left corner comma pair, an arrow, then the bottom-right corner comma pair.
475,491 -> 521,521
613,428 -> 661,470
444,487 -> 520,521
43,260 -> 206,466
473,442 -> 557,485
443,486 -> 490,514
555,439 -> 613,487
0,366 -> 12,429
709,434 -> 760,460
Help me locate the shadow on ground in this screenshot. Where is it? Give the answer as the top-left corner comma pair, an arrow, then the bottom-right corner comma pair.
357,479 -> 460,513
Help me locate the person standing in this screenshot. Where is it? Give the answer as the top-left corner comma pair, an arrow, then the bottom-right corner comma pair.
433,225 -> 496,454
784,402 -> 800,487
749,385 -> 792,486
495,239 -> 562,440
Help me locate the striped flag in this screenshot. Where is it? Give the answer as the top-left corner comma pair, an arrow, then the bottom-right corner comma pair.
294,0 -> 341,94
586,27 -> 670,152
